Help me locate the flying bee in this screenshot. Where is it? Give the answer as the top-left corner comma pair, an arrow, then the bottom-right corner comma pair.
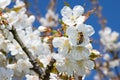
77,32 -> 84,45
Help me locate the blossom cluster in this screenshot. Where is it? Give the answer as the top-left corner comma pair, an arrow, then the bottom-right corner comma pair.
0,0 -> 98,80
52,5 -> 95,76
99,27 -> 120,52
93,27 -> 120,80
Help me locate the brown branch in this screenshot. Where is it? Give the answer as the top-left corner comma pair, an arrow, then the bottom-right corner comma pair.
9,26 -> 56,79
83,8 -> 96,22
48,0 -> 56,11
42,58 -> 56,80
89,0 -> 107,29
9,26 -> 44,78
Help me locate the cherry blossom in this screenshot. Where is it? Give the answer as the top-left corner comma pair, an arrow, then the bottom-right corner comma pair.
40,9 -> 58,27
61,5 -> 85,26
0,0 -> 11,9
66,24 -> 94,46
99,27 -> 120,51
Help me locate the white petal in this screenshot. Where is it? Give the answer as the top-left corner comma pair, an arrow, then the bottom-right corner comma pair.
104,27 -> 112,34
111,31 -> 119,41
61,6 -> 72,18
62,17 -> 73,26
76,61 -> 86,76
66,26 -> 77,37
76,16 -> 85,24
66,27 -> 78,46
0,0 -> 11,9
28,15 -> 35,24
76,24 -> 86,33
70,46 -> 90,60
83,60 -> 94,69
52,37 -> 65,48
85,24 -> 95,36
73,5 -> 84,17
56,59 -> 77,75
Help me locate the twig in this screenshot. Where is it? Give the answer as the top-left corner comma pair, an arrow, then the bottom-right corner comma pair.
48,0 -> 56,11
89,0 -> 107,29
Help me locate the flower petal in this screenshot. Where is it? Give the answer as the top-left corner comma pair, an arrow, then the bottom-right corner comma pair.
76,16 -> 85,24
70,46 -> 90,60
66,27 -> 78,46
61,6 -> 72,18
62,17 -> 74,26
83,60 -> 94,70
85,24 -> 95,36
73,5 -> 84,18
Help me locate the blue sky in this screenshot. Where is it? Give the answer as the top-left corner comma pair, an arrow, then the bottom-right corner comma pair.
27,0 -> 120,79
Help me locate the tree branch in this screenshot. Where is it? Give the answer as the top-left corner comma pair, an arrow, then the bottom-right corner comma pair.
9,26 -> 43,78
42,58 -> 56,80
9,26 -> 56,79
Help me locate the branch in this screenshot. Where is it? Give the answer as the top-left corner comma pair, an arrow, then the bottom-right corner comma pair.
89,0 -> 107,29
42,58 -> 56,80
48,0 -> 56,11
9,26 -> 43,78
9,26 -> 56,79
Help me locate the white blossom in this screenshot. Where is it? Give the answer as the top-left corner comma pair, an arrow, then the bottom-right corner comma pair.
14,0 -> 25,8
38,26 -> 47,32
66,24 -> 94,46
99,27 -> 120,51
52,37 -> 71,54
25,74 -> 39,80
52,37 -> 94,76
50,73 -> 62,80
7,39 -> 24,56
0,1 -> 97,79
61,5 -> 85,26
103,53 -> 110,61
0,0 -> 11,9
76,60 -> 94,76
40,9 -> 58,27
14,0 -> 26,13
0,33 -> 5,44
109,59 -> 120,68
7,11 -> 35,30
38,54 -> 53,67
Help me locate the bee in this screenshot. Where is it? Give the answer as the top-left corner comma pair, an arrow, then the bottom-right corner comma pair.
77,32 -> 84,45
